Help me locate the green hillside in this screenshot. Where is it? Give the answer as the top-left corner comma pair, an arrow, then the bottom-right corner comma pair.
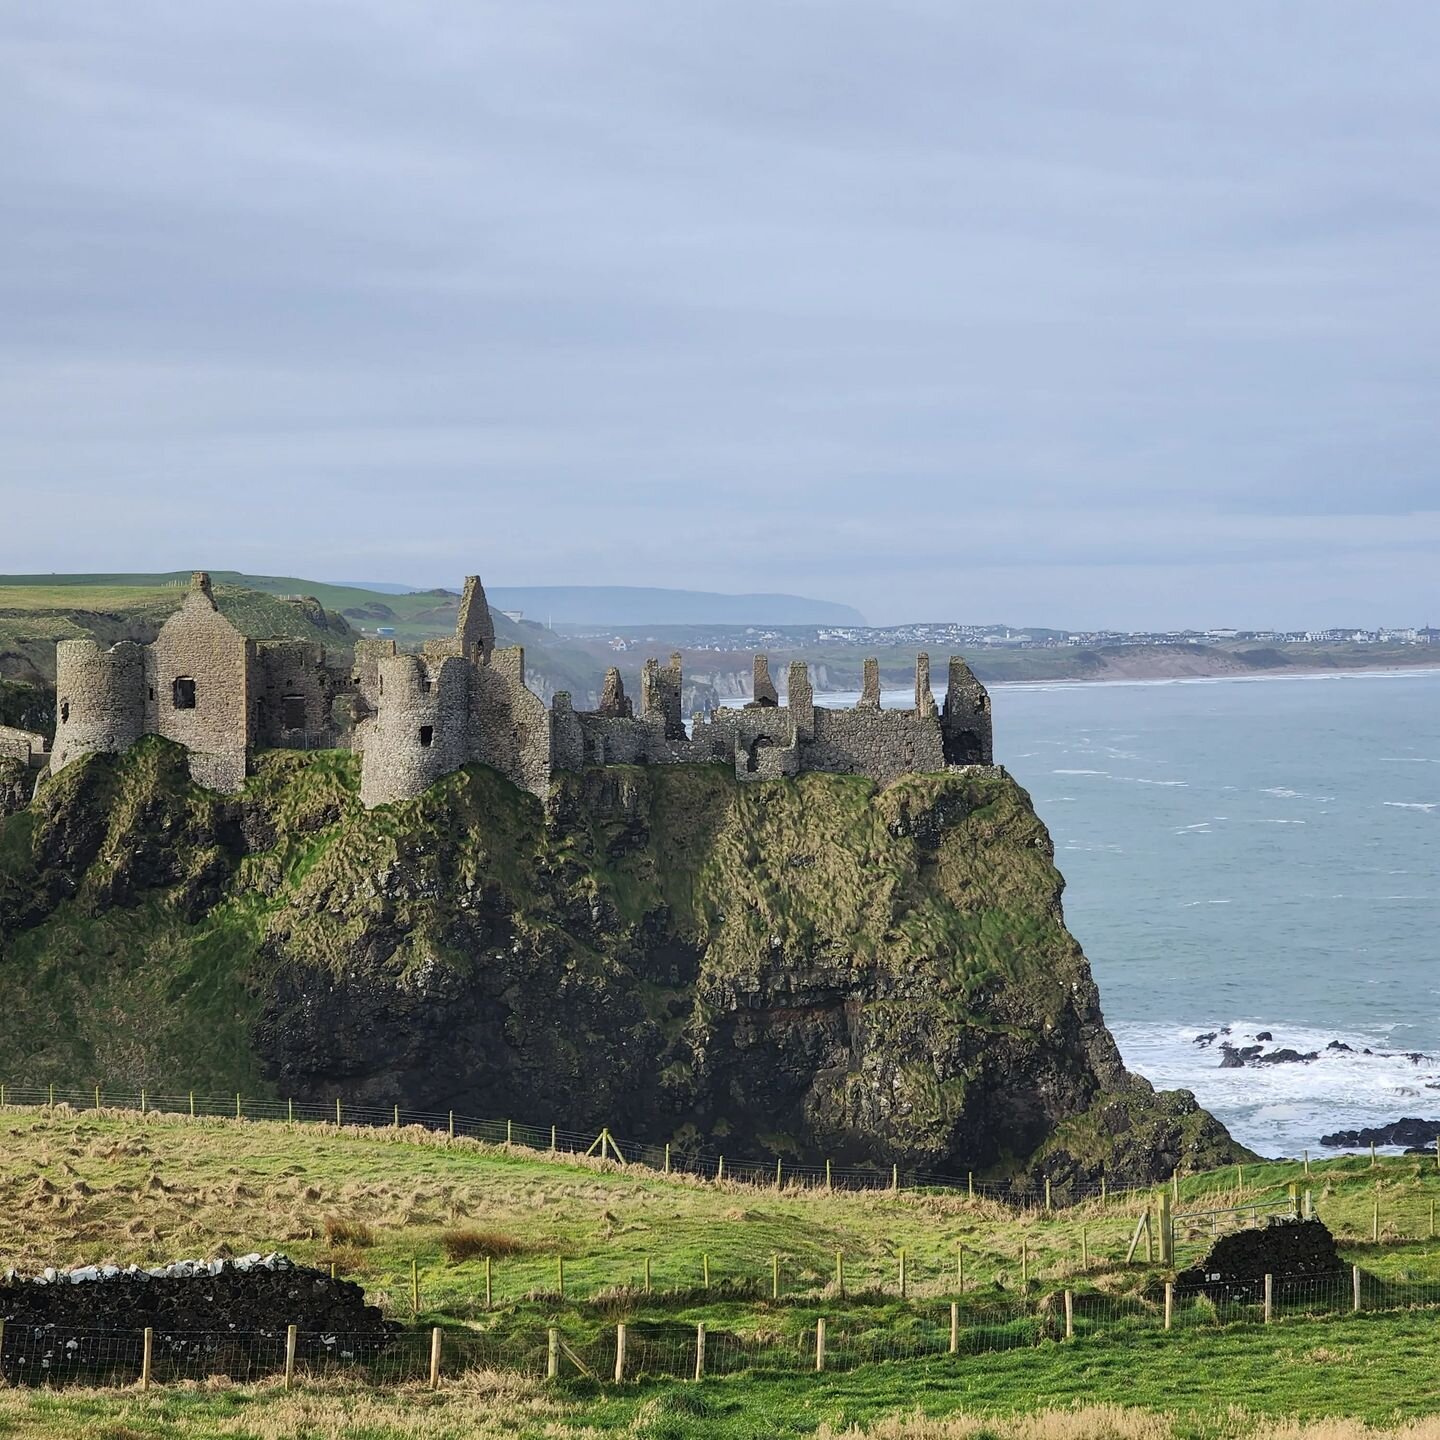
2,1104 -> 1440,1437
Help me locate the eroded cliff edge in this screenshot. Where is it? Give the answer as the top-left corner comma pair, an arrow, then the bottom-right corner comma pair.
0,740 -> 1250,1191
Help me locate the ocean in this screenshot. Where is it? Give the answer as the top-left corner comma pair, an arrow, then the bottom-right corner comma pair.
832,669 -> 1440,1158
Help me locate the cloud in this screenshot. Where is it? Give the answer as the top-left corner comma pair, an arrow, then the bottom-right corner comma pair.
1,1 -> 1438,626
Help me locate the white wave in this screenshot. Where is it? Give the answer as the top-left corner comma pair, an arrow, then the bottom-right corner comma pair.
1117,777 -> 1190,787
1053,768 -> 1108,775
1385,801 -> 1438,813
1262,787 -> 1336,802
1113,1019 -> 1440,1157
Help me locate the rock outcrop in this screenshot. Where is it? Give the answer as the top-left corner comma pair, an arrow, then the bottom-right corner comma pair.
0,740 -> 1250,1192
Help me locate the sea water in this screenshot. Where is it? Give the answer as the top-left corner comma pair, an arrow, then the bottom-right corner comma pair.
827,670 -> 1440,1157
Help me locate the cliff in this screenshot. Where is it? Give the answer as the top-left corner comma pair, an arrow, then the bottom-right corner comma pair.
0,740 -> 1248,1190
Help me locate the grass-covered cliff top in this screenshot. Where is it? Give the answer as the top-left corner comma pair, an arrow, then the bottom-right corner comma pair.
0,740 -> 1247,1185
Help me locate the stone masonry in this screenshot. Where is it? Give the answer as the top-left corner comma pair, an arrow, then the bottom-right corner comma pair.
49,568 -> 997,805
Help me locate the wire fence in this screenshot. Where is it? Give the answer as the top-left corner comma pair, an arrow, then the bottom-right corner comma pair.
0,1082 -> 1171,1211
4,1271 -> 1439,1390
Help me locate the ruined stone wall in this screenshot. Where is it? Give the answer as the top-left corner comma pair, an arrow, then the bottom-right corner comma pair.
0,726 -> 45,765
470,646 -> 552,799
145,577 -> 251,792
358,655 -> 471,807
942,656 -> 993,765
802,704 -> 947,786
252,640 -> 338,747
50,639 -> 146,776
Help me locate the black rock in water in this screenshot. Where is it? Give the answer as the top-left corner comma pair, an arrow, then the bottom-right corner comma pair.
1255,1031 -> 1272,1042
1320,1118 -> 1440,1149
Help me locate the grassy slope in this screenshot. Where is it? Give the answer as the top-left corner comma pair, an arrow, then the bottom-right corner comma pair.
0,580 -> 355,687
4,1108 -> 1440,1437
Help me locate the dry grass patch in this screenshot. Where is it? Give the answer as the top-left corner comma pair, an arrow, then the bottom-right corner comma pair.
440,1227 -> 534,1263
323,1215 -> 377,1247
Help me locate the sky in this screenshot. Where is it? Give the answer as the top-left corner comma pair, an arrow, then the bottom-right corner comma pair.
1,3 -> 1438,629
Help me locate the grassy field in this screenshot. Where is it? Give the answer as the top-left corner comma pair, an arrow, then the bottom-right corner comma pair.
5,1106 -> 1440,1436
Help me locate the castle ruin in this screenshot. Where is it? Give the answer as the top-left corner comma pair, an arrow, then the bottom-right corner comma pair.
49,570 -> 995,804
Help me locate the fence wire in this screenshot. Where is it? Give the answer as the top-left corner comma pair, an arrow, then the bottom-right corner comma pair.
5,1273 -> 1440,1390
0,1084 -> 1159,1210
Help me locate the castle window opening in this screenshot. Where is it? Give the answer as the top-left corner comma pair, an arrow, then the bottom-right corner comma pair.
172,677 -> 197,710
419,725 -> 434,748
282,695 -> 306,730
60,700 -> 70,724
148,687 -> 155,702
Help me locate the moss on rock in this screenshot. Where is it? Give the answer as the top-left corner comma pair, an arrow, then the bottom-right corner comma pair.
0,743 -> 1251,1189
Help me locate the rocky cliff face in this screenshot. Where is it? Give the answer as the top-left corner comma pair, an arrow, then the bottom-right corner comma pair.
0,740 -> 1248,1190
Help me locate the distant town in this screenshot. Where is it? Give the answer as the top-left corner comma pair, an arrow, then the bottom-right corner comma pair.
558,620 -> 1440,654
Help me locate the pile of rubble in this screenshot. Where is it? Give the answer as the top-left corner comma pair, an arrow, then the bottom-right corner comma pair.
1176,1217 -> 1344,1301
0,1253 -> 393,1382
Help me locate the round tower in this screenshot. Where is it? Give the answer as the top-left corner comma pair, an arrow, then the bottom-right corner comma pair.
359,654 -> 469,807
50,639 -> 146,776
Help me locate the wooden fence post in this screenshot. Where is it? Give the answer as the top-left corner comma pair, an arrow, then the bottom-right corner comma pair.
644,1255 -> 652,1293
835,1249 -> 845,1298
664,1142 -> 671,1174
772,1254 -> 779,1300
48,1083 -> 54,1107
335,1096 -> 341,1127
1353,1265 -> 1362,1312
94,1085 -> 101,1110
1064,1289 -> 1074,1340
140,1088 -> 146,1115
1157,1187 -> 1173,1265
826,1158 -> 833,1191
694,1323 -> 706,1381
284,1324 -> 297,1391
701,1254 -> 709,1290
548,1122 -> 554,1151
485,1255 -> 493,1309
1044,1177 -> 1052,1213
1264,1273 -> 1273,1324
956,1245 -> 964,1292
1081,1226 -> 1089,1271
892,1163 -> 899,1192
393,1104 -> 400,1129
1373,1196 -> 1380,1243
140,1326 -> 153,1391
557,1257 -> 565,1298
428,1327 -> 443,1390
967,1171 -> 974,1199
285,1097 -> 291,1125
1164,1281 -> 1173,1331
777,1157 -> 783,1188
614,1323 -> 627,1384
1235,1163 -> 1242,1195
547,1327 -> 559,1381
1100,1174 -> 1107,1207
814,1317 -> 826,1372
898,1248 -> 907,1298
949,1301 -> 959,1353
1370,1141 -> 1376,1169
717,1155 -> 724,1184
1021,1239 -> 1028,1287
449,1111 -> 455,1139
235,1092 -> 241,1120
411,1258 -> 420,1315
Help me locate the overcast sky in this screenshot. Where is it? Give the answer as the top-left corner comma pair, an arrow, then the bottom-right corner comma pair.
2,3 -> 1437,627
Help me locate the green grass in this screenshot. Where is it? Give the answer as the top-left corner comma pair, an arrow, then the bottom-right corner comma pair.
6,1109 -> 1440,1435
